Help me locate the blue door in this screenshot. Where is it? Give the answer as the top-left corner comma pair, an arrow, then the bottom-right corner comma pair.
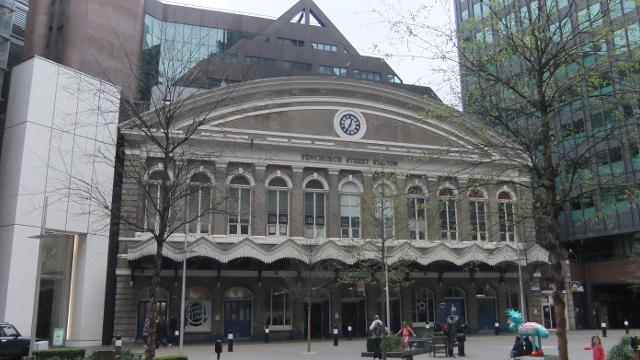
224,300 -> 252,337
477,298 -> 497,331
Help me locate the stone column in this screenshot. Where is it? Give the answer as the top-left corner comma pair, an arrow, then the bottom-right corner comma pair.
253,283 -> 265,337
527,272 -> 543,324
212,281 -> 224,337
327,170 -> 340,238
362,174 -> 374,239
497,283 -> 508,326
213,162 -> 228,236
401,284 -> 412,325
291,167 -> 304,238
466,281 -> 478,330
253,165 -> 267,237
331,287 -> 343,332
396,176 -> 409,240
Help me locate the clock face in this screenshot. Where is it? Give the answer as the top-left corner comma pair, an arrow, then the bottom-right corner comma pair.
339,113 -> 362,136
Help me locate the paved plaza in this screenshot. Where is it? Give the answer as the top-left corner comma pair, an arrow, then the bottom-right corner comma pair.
149,330 -> 635,360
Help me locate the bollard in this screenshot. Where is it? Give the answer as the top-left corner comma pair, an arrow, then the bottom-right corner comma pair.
227,330 -> 234,352
214,339 -> 223,360
625,320 -> 630,334
114,336 -> 122,356
264,326 -> 270,343
601,322 -> 607,337
174,330 -> 179,346
494,322 -> 500,335
347,325 -> 352,340
333,326 -> 339,346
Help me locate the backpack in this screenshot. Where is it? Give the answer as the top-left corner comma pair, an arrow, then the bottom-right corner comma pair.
372,321 -> 384,337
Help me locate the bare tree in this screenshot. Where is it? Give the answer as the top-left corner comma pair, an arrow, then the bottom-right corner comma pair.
64,19 -> 243,359
375,1 -> 640,358
283,238 -> 334,354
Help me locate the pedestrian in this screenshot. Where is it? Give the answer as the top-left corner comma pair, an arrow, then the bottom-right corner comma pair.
157,316 -> 169,347
369,315 -> 385,360
584,335 -> 606,360
395,321 -> 416,351
510,336 -> 525,358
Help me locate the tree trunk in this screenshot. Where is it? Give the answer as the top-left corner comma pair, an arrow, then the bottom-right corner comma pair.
381,282 -> 387,360
307,299 -> 312,353
145,241 -> 164,360
548,205 -> 569,360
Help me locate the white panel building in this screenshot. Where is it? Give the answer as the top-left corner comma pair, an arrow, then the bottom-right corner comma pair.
0,56 -> 119,346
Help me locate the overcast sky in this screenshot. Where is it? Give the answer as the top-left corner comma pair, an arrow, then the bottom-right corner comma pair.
166,0 -> 460,105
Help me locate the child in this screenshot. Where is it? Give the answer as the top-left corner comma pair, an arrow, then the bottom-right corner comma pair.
396,321 -> 416,351
584,335 -> 606,360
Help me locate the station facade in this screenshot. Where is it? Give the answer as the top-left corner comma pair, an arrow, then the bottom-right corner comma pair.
113,76 -> 549,341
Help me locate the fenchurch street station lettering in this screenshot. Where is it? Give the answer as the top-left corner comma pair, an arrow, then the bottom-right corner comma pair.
301,154 -> 398,167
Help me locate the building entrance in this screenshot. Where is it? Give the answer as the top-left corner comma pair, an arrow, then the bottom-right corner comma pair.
341,300 -> 366,337
304,300 -> 330,338
223,287 -> 253,338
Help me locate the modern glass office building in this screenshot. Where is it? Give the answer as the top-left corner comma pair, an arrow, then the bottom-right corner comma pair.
453,0 -> 640,329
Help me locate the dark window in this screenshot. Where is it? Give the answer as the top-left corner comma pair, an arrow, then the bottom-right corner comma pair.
311,42 -> 337,52
319,65 -> 347,77
277,37 -> 304,47
245,55 -> 276,68
354,70 -> 381,81
283,60 -> 312,72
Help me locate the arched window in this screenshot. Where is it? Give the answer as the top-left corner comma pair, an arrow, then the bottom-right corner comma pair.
498,189 -> 516,242
413,288 -> 435,323
374,182 -> 396,239
407,184 -> 427,240
468,188 -> 487,241
145,170 -> 168,233
228,174 -> 252,235
266,175 -> 290,236
438,186 -> 458,240
340,180 -> 361,238
304,178 -> 327,238
266,287 -> 291,327
187,173 -> 212,234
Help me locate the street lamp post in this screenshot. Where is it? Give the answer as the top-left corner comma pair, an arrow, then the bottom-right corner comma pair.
179,237 -> 187,355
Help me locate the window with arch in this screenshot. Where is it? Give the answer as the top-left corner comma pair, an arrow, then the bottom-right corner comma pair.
228,174 -> 252,235
304,178 -> 326,238
145,170 -> 168,233
413,287 -> 435,323
267,176 -> 290,236
498,190 -> 516,242
266,287 -> 291,326
438,187 -> 458,240
187,173 -> 212,234
340,180 -> 361,238
374,182 -> 396,239
407,184 -> 427,240
468,188 -> 487,241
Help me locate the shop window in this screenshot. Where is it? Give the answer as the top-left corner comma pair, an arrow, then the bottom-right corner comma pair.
413,288 -> 435,324
266,288 -> 291,327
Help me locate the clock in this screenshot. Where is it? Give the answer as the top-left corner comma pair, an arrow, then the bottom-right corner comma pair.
333,110 -> 367,139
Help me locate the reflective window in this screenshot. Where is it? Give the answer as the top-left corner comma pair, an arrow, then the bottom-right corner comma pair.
267,176 -> 290,236
468,189 -> 487,241
407,185 -> 427,240
311,42 -> 337,52
498,190 -> 516,242
266,288 -> 291,326
340,181 -> 361,238
438,187 -> 457,240
413,288 -> 435,323
283,60 -> 312,72
187,173 -> 212,234
353,69 -> 381,81
228,175 -> 252,235
145,170 -> 168,233
304,179 -> 326,238
319,65 -> 347,77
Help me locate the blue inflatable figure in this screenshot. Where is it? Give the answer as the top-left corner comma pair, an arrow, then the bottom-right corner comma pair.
506,308 -> 549,357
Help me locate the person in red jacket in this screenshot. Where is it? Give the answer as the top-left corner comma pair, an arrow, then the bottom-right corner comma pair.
396,321 -> 416,351
584,335 -> 606,360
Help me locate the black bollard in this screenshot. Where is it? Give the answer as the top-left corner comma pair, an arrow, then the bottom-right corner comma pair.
630,336 -> 638,358
494,322 -> 500,335
114,336 -> 122,356
625,320 -> 630,334
347,325 -> 352,340
227,330 -> 234,352
214,339 -> 223,360
264,326 -> 270,343
601,322 -> 607,337
333,326 -> 339,346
